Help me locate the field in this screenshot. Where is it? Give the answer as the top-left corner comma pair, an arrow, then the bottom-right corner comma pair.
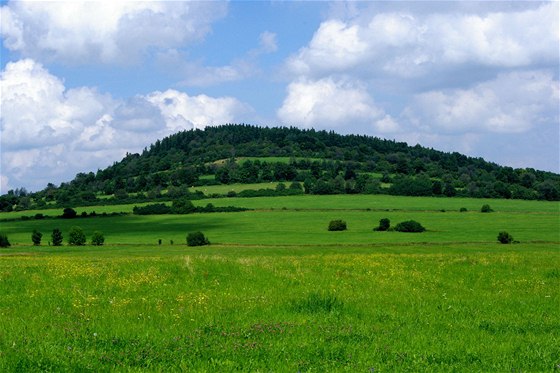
0,195 -> 559,371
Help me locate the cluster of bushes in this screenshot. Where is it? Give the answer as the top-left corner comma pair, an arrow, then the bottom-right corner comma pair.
328,218 -> 426,233
33,227 -> 105,246
373,218 -> 426,233
133,200 -> 249,215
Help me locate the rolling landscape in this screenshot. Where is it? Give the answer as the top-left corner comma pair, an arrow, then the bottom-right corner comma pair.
1,125 -> 559,371
1,1 -> 559,372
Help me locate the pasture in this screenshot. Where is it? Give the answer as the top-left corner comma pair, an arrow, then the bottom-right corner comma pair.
0,195 -> 559,371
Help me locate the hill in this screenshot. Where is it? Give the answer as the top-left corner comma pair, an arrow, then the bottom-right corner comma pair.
1,124 -> 559,211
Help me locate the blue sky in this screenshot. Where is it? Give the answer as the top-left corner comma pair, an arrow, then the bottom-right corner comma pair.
1,1 -> 558,192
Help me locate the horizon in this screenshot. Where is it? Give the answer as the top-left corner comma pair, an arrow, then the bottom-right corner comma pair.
1,1 -> 559,193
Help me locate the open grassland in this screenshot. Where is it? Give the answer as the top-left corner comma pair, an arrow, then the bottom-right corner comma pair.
2,195 -> 558,246
0,195 -> 559,371
1,245 -> 559,372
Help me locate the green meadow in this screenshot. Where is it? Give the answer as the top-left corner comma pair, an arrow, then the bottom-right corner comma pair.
0,194 -> 559,371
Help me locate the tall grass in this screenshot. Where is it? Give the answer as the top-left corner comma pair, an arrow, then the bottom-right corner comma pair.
0,245 -> 558,371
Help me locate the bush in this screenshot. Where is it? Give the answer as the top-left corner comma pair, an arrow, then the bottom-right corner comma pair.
328,220 -> 347,231
68,226 -> 86,246
374,218 -> 391,231
31,229 -> 42,246
497,231 -> 513,244
62,207 -> 77,219
459,207 -> 468,212
0,233 -> 10,248
481,204 -> 493,213
91,231 -> 105,246
395,220 -> 426,233
187,231 -> 210,247
51,228 -> 63,246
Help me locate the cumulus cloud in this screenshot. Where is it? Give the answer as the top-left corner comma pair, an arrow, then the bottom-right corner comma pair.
0,1 -> 227,64
277,77 -> 398,133
1,59 -> 114,150
404,70 -> 559,134
285,2 -> 558,79
146,89 -> 251,131
0,59 -> 251,192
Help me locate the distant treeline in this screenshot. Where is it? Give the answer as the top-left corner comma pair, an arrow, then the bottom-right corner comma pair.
2,124 -> 559,211
132,200 -> 249,215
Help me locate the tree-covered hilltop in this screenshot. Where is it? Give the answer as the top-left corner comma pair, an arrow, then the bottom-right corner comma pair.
2,124 -> 559,211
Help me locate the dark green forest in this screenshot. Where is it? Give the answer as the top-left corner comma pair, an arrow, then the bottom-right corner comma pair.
2,124 -> 559,211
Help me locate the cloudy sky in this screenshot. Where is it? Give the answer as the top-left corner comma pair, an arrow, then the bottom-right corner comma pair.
1,1 -> 558,193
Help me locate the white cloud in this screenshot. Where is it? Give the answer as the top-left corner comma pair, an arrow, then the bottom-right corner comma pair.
285,2 -> 558,79
277,77 -> 398,133
285,20 -> 368,77
404,70 -> 559,134
0,59 -> 252,192
0,1 -> 227,64
146,90 -> 250,131
1,59 -> 113,150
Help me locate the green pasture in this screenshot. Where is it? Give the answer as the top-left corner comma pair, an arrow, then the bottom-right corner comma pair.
0,244 -> 559,371
2,205 -> 559,247
0,195 -> 559,371
2,195 -> 558,246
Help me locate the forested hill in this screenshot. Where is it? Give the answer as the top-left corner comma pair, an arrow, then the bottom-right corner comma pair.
2,124 -> 559,211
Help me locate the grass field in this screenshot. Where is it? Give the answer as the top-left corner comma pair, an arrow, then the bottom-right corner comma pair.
0,195 -> 559,371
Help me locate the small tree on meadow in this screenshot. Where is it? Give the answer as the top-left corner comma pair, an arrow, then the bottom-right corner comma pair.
187,231 -> 210,246
374,218 -> 391,231
0,233 -> 10,248
31,229 -> 43,246
328,220 -> 347,231
91,231 -> 105,246
497,231 -> 513,244
51,228 -> 63,246
68,226 -> 86,246
481,204 -> 493,213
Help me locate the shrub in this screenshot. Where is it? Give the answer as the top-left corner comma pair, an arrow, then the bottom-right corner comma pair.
68,226 -> 86,246
62,208 -> 77,219
459,207 -> 468,212
328,220 -> 347,231
0,233 -> 10,248
481,204 -> 493,213
374,218 -> 391,231
187,231 -> 210,247
31,229 -> 42,246
51,228 -> 63,246
497,231 -> 513,244
91,231 -> 105,246
172,199 -> 196,214
395,220 -> 426,233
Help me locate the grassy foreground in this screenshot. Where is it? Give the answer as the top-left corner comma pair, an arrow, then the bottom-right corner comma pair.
1,245 -> 559,372
0,195 -> 559,371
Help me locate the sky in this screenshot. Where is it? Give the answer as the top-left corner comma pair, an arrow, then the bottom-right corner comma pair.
1,1 -> 559,193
